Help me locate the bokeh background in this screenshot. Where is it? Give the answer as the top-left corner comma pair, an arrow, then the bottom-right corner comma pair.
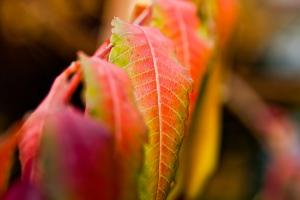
1,0 -> 300,199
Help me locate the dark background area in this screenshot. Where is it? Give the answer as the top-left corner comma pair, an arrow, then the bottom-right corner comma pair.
0,33 -> 70,129
0,0 -> 105,130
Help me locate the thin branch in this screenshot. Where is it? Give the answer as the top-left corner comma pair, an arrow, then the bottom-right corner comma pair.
95,6 -> 152,59
133,6 -> 152,25
63,62 -> 82,103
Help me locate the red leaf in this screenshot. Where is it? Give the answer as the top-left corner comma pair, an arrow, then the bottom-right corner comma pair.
81,54 -> 147,200
2,181 -> 43,200
40,107 -> 116,200
18,63 -> 81,182
151,0 -> 213,111
109,18 -> 192,200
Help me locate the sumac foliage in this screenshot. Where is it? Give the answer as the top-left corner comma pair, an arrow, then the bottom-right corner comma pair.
0,0 -> 239,200
109,18 -> 192,200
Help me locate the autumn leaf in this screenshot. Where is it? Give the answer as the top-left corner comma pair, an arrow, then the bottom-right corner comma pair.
0,130 -> 19,197
109,18 -> 192,200
151,0 -> 212,111
186,63 -> 222,198
165,139 -> 187,200
40,107 -> 116,200
18,63 -> 81,182
80,53 -> 147,200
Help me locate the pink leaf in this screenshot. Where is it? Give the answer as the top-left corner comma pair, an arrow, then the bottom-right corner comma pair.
81,54 -> 147,200
40,107 -> 116,200
18,63 -> 81,182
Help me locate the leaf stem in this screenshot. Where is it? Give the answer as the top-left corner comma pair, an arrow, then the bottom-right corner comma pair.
96,6 -> 152,59
59,5 -> 153,101
95,43 -> 113,59
133,6 -> 152,25
63,62 -> 82,103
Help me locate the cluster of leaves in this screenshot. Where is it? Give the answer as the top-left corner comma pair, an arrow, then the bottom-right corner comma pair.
0,0 -> 238,199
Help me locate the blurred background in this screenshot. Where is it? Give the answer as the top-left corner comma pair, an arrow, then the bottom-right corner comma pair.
0,0 -> 300,199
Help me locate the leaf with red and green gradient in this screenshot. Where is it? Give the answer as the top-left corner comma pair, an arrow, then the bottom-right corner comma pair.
80,54 -> 147,200
18,63 -> 81,182
109,18 -> 192,200
151,0 -> 212,111
40,107 -> 116,200
0,131 -> 18,197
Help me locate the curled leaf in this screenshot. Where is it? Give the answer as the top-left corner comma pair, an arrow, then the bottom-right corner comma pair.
109,18 -> 192,200
18,63 -> 81,182
81,54 -> 147,200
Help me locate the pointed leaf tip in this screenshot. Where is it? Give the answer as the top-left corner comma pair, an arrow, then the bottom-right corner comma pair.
18,64 -> 81,182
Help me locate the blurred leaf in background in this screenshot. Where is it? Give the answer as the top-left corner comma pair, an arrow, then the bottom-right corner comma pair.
185,63 -> 222,199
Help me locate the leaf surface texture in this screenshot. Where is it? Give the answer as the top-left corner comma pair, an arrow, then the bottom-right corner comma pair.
109,18 -> 192,200
151,0 -> 212,110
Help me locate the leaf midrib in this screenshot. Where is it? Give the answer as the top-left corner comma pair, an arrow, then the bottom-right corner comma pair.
138,26 -> 163,200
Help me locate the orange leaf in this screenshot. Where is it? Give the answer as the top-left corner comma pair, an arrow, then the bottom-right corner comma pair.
109,18 -> 192,200
216,0 -> 239,46
151,0 -> 213,111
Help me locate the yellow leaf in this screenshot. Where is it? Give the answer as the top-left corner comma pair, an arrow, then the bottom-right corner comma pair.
185,63 -> 223,199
